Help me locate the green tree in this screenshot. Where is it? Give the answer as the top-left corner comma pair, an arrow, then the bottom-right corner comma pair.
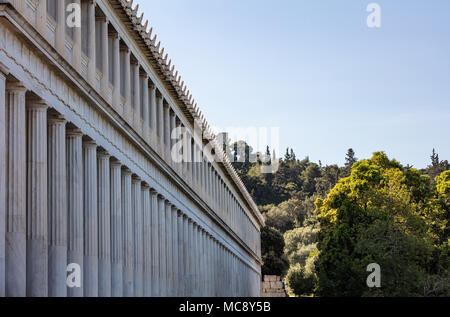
315,152 -> 442,296
261,226 -> 289,276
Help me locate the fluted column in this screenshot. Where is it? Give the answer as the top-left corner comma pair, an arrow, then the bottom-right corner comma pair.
158,195 -> 167,296
121,167 -> 133,297
83,140 -> 98,297
47,114 -> 68,297
72,0 -> 82,72
171,205 -> 178,296
156,94 -> 164,151
150,190 -> 159,296
132,62 -> 140,129
132,176 -> 143,297
149,85 -> 157,146
142,184 -> 151,297
177,211 -> 184,297
87,0 -> 96,86
66,128 -> 84,297
141,75 -> 149,139
169,110 -> 175,158
25,99 -> 48,297
110,159 -> 123,297
124,48 -> 131,123
112,33 -> 121,110
187,219 -> 193,296
98,150 -> 111,297
192,222 -> 198,296
55,0 -> 66,56
5,82 -> 27,297
201,230 -> 207,297
198,229 -> 204,297
100,18 -> 109,97
165,201 -> 173,296
183,216 -> 189,296
0,65 -> 8,297
207,235 -> 212,296
163,103 -> 170,159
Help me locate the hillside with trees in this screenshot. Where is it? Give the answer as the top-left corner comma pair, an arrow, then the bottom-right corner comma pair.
230,142 -> 450,297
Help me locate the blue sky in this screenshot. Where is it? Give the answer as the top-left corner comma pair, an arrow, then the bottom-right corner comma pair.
135,0 -> 450,168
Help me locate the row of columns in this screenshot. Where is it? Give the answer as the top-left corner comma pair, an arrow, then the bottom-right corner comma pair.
0,70 -> 260,297
9,0 -> 261,270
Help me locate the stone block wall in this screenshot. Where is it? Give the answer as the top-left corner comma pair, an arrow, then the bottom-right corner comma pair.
261,275 -> 287,297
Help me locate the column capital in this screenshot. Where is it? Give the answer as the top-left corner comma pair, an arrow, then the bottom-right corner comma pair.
149,189 -> 158,195
47,112 -> 67,124
26,97 -> 48,111
121,166 -> 132,175
158,194 -> 165,200
110,158 -> 122,168
120,44 -> 129,53
82,139 -> 98,149
66,128 -> 84,137
177,210 -> 183,217
6,81 -> 27,93
132,175 -> 141,183
141,183 -> 150,190
109,30 -> 119,39
97,149 -> 111,159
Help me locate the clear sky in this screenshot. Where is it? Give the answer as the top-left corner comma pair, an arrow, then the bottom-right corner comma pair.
135,0 -> 450,168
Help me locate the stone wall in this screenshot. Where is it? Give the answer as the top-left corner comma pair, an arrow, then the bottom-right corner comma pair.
261,275 -> 287,297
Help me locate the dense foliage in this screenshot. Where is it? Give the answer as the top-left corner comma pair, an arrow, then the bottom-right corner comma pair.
231,142 -> 450,297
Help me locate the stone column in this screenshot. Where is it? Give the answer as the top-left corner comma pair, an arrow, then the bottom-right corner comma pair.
176,119 -> 183,175
186,219 -> 193,296
36,0 -> 47,38
171,205 -> 178,296
142,184 -> 151,297
192,223 -> 198,296
66,128 -> 84,297
156,94 -> 164,149
87,0 -> 96,86
110,159 -> 122,297
169,110 -> 176,165
26,98 -> 48,297
199,229 -> 204,297
112,33 -> 121,110
163,103 -> 170,158
72,0 -> 82,72
55,0 -> 66,56
158,195 -> 167,296
124,48 -> 131,122
101,18 -> 109,97
149,84 -> 157,146
150,190 -> 159,296
97,150 -> 111,297
48,113 -> 68,297
83,140 -> 98,297
132,62 -> 141,128
177,211 -> 184,297
132,176 -> 143,297
121,167 -> 133,297
165,201 -> 173,296
0,65 -> 8,297
141,75 -> 149,139
5,82 -> 27,297
183,216 -> 189,296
